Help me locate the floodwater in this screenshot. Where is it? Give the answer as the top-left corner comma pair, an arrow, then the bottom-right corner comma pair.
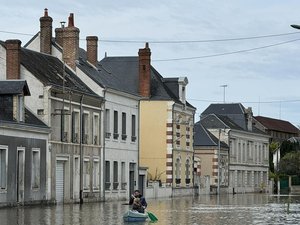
0,194 -> 300,225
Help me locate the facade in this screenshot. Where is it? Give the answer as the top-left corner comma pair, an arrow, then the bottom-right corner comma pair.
137,46 -> 196,195
0,80 -> 50,207
201,103 -> 270,193
193,122 -> 229,193
1,35 -> 105,203
26,10 -> 140,201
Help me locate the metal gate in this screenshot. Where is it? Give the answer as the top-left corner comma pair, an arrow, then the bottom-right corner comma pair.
56,161 -> 64,202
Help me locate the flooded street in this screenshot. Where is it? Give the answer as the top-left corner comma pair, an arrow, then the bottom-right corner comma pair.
0,194 -> 300,225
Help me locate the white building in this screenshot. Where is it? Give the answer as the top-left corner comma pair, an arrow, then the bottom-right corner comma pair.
201,103 -> 270,193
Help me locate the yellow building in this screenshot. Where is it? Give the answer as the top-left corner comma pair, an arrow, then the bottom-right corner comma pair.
138,44 -> 196,188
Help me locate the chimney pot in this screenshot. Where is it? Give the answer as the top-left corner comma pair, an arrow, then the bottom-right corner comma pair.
44,8 -> 48,17
68,13 -> 74,27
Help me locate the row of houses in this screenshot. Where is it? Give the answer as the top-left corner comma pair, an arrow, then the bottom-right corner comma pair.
1,9 -> 299,207
0,9 -> 196,206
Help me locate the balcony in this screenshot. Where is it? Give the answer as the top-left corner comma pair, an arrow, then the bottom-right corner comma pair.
131,136 -> 137,142
113,133 -> 119,140
113,182 -> 119,190
121,134 -> 127,141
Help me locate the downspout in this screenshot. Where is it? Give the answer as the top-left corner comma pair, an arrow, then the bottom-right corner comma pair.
79,95 -> 84,204
137,100 -> 140,193
102,89 -> 106,201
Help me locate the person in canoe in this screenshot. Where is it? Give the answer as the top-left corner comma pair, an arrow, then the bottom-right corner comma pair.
129,190 -> 147,213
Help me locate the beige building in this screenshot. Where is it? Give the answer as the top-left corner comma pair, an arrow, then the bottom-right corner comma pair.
137,45 -> 196,193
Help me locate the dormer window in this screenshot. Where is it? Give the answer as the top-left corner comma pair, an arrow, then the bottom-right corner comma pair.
178,77 -> 188,104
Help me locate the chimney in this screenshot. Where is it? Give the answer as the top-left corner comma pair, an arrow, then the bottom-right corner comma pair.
245,107 -> 253,131
55,22 -> 65,47
40,8 -> 53,54
86,36 -> 98,66
138,42 -> 151,97
62,13 -> 80,70
6,39 -> 21,80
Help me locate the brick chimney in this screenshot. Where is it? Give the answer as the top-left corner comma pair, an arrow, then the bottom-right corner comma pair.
40,8 -> 53,54
86,36 -> 98,66
138,43 -> 151,98
55,22 -> 65,47
6,39 -> 21,80
62,13 -> 80,70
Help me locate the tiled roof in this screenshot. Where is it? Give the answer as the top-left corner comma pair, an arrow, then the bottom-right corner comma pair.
20,48 -> 99,98
254,116 -> 299,134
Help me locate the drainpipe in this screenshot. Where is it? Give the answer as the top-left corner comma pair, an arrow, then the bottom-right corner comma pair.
79,95 -> 84,204
102,89 -> 106,201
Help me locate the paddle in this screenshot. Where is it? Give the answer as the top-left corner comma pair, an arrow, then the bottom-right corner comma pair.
147,212 -> 158,222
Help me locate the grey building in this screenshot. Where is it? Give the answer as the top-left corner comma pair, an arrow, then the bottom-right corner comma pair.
0,80 -> 50,207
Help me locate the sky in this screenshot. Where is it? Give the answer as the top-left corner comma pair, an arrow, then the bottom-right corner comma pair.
1,0 -> 300,126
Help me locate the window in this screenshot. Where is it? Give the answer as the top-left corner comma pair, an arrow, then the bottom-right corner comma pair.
105,161 -> 111,190
131,115 -> 136,142
113,111 -> 119,139
175,158 -> 181,184
72,111 -> 80,143
122,112 -> 127,140
93,159 -> 100,190
62,108 -> 70,142
83,158 -> 90,190
0,147 -> 7,190
113,161 -> 118,190
185,159 -> 190,184
82,113 -> 89,144
93,113 -> 99,145
105,109 -> 111,138
121,162 -> 126,190
32,149 -> 40,189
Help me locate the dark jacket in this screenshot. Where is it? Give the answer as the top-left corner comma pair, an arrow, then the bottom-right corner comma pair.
129,194 -> 147,213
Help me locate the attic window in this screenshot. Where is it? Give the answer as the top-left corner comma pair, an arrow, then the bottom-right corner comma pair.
37,109 -> 44,115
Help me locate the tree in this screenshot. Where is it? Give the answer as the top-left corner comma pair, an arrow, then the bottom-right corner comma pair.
278,151 -> 300,176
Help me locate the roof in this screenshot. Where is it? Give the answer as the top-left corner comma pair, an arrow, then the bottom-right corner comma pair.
20,48 -> 99,98
254,116 -> 299,134
77,49 -> 195,108
200,114 -> 267,135
201,103 -> 247,129
194,121 -> 228,148
0,80 -> 30,95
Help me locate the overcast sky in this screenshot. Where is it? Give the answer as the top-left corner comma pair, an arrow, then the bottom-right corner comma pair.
1,0 -> 300,126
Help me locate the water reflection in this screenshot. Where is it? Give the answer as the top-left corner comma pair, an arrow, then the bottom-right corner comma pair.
0,194 -> 299,225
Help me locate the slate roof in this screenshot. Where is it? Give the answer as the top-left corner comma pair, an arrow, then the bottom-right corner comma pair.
0,80 -> 30,95
194,121 -> 228,148
254,116 -> 299,134
200,114 -> 266,135
77,49 -> 195,108
20,48 -> 99,97
201,103 -> 247,129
